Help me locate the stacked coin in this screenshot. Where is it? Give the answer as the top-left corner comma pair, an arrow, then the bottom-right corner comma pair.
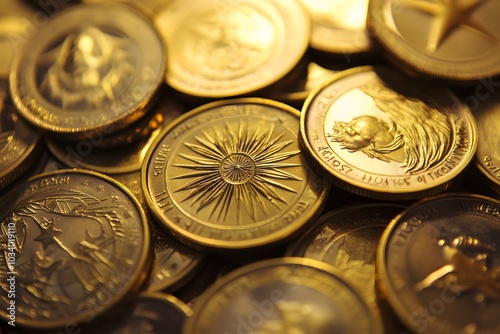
1,0 -> 500,333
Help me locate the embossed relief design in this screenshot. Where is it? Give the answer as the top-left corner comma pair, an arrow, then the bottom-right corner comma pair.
0,188 -> 126,319
173,121 -> 302,224
415,236 -> 500,302
37,26 -> 137,110
180,7 -> 276,79
328,84 -> 452,173
399,0 -> 495,54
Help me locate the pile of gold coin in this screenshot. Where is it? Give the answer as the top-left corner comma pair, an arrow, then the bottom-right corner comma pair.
1,0 -> 499,333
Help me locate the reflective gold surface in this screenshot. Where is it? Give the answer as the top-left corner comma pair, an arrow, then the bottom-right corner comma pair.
155,0 -> 310,98
378,193 -> 500,333
184,258 -> 383,334
9,3 -> 166,139
474,90 -> 500,196
0,169 -> 150,328
0,91 -> 42,191
301,66 -> 477,200
143,98 -> 329,250
368,0 -> 500,81
300,0 -> 373,55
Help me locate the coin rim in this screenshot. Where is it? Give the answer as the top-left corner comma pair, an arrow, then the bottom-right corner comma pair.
367,0 -> 500,81
183,256 -> 383,334
141,97 -> 329,250
9,2 -> 167,139
300,65 -> 478,200
0,168 -> 151,329
376,192 -> 500,333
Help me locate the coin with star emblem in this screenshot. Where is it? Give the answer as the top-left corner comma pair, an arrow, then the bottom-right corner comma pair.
142,98 -> 329,251
9,2 -> 166,139
368,0 -> 500,82
0,169 -> 151,329
378,193 -> 500,334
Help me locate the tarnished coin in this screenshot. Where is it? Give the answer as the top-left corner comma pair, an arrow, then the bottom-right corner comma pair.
368,0 -> 500,82
0,95 -> 42,192
471,90 -> 500,196
146,219 -> 204,293
155,0 -> 310,98
9,3 -> 166,139
300,0 -> 374,56
0,169 -> 150,329
183,257 -> 383,334
301,66 -> 477,200
92,292 -> 192,333
378,193 -> 500,334
143,98 -> 329,250
45,94 -> 184,174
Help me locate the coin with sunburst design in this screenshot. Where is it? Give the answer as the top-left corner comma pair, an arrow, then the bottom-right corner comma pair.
142,98 -> 329,251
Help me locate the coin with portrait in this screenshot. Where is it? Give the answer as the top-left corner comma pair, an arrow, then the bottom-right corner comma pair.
0,169 -> 150,329
301,66 -> 477,200
9,3 -> 166,139
142,98 -> 329,250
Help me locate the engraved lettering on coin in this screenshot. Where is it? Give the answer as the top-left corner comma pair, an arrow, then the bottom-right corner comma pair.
0,189 -> 125,318
327,84 -> 452,173
415,236 -> 500,302
178,7 -> 275,79
173,121 -> 302,223
399,0 -> 495,54
37,26 -> 137,109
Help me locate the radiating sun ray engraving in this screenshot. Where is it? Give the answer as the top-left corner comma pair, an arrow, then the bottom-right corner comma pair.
172,121 -> 302,223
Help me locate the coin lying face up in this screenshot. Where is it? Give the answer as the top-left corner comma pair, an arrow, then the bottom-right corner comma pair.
9,3 -> 166,139
142,98 -> 329,251
0,169 -> 150,329
301,66 -> 477,200
183,257 -> 383,334
155,0 -> 310,98
378,193 -> 500,334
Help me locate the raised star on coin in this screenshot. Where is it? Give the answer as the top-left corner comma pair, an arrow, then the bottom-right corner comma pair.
401,0 -> 494,53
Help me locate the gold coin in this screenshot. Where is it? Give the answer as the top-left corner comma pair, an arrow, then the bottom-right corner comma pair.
142,98 -> 329,250
183,257 -> 383,334
92,292 -> 192,333
9,3 -> 166,139
269,55 -> 345,108
0,169 -> 151,329
286,204 -> 406,333
300,0 -> 374,56
368,0 -> 500,82
155,0 -> 310,98
301,66 -> 477,200
45,94 -> 184,174
0,0 -> 39,80
146,219 -> 204,293
0,94 -> 42,191
471,90 -> 500,196
377,193 -> 500,334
